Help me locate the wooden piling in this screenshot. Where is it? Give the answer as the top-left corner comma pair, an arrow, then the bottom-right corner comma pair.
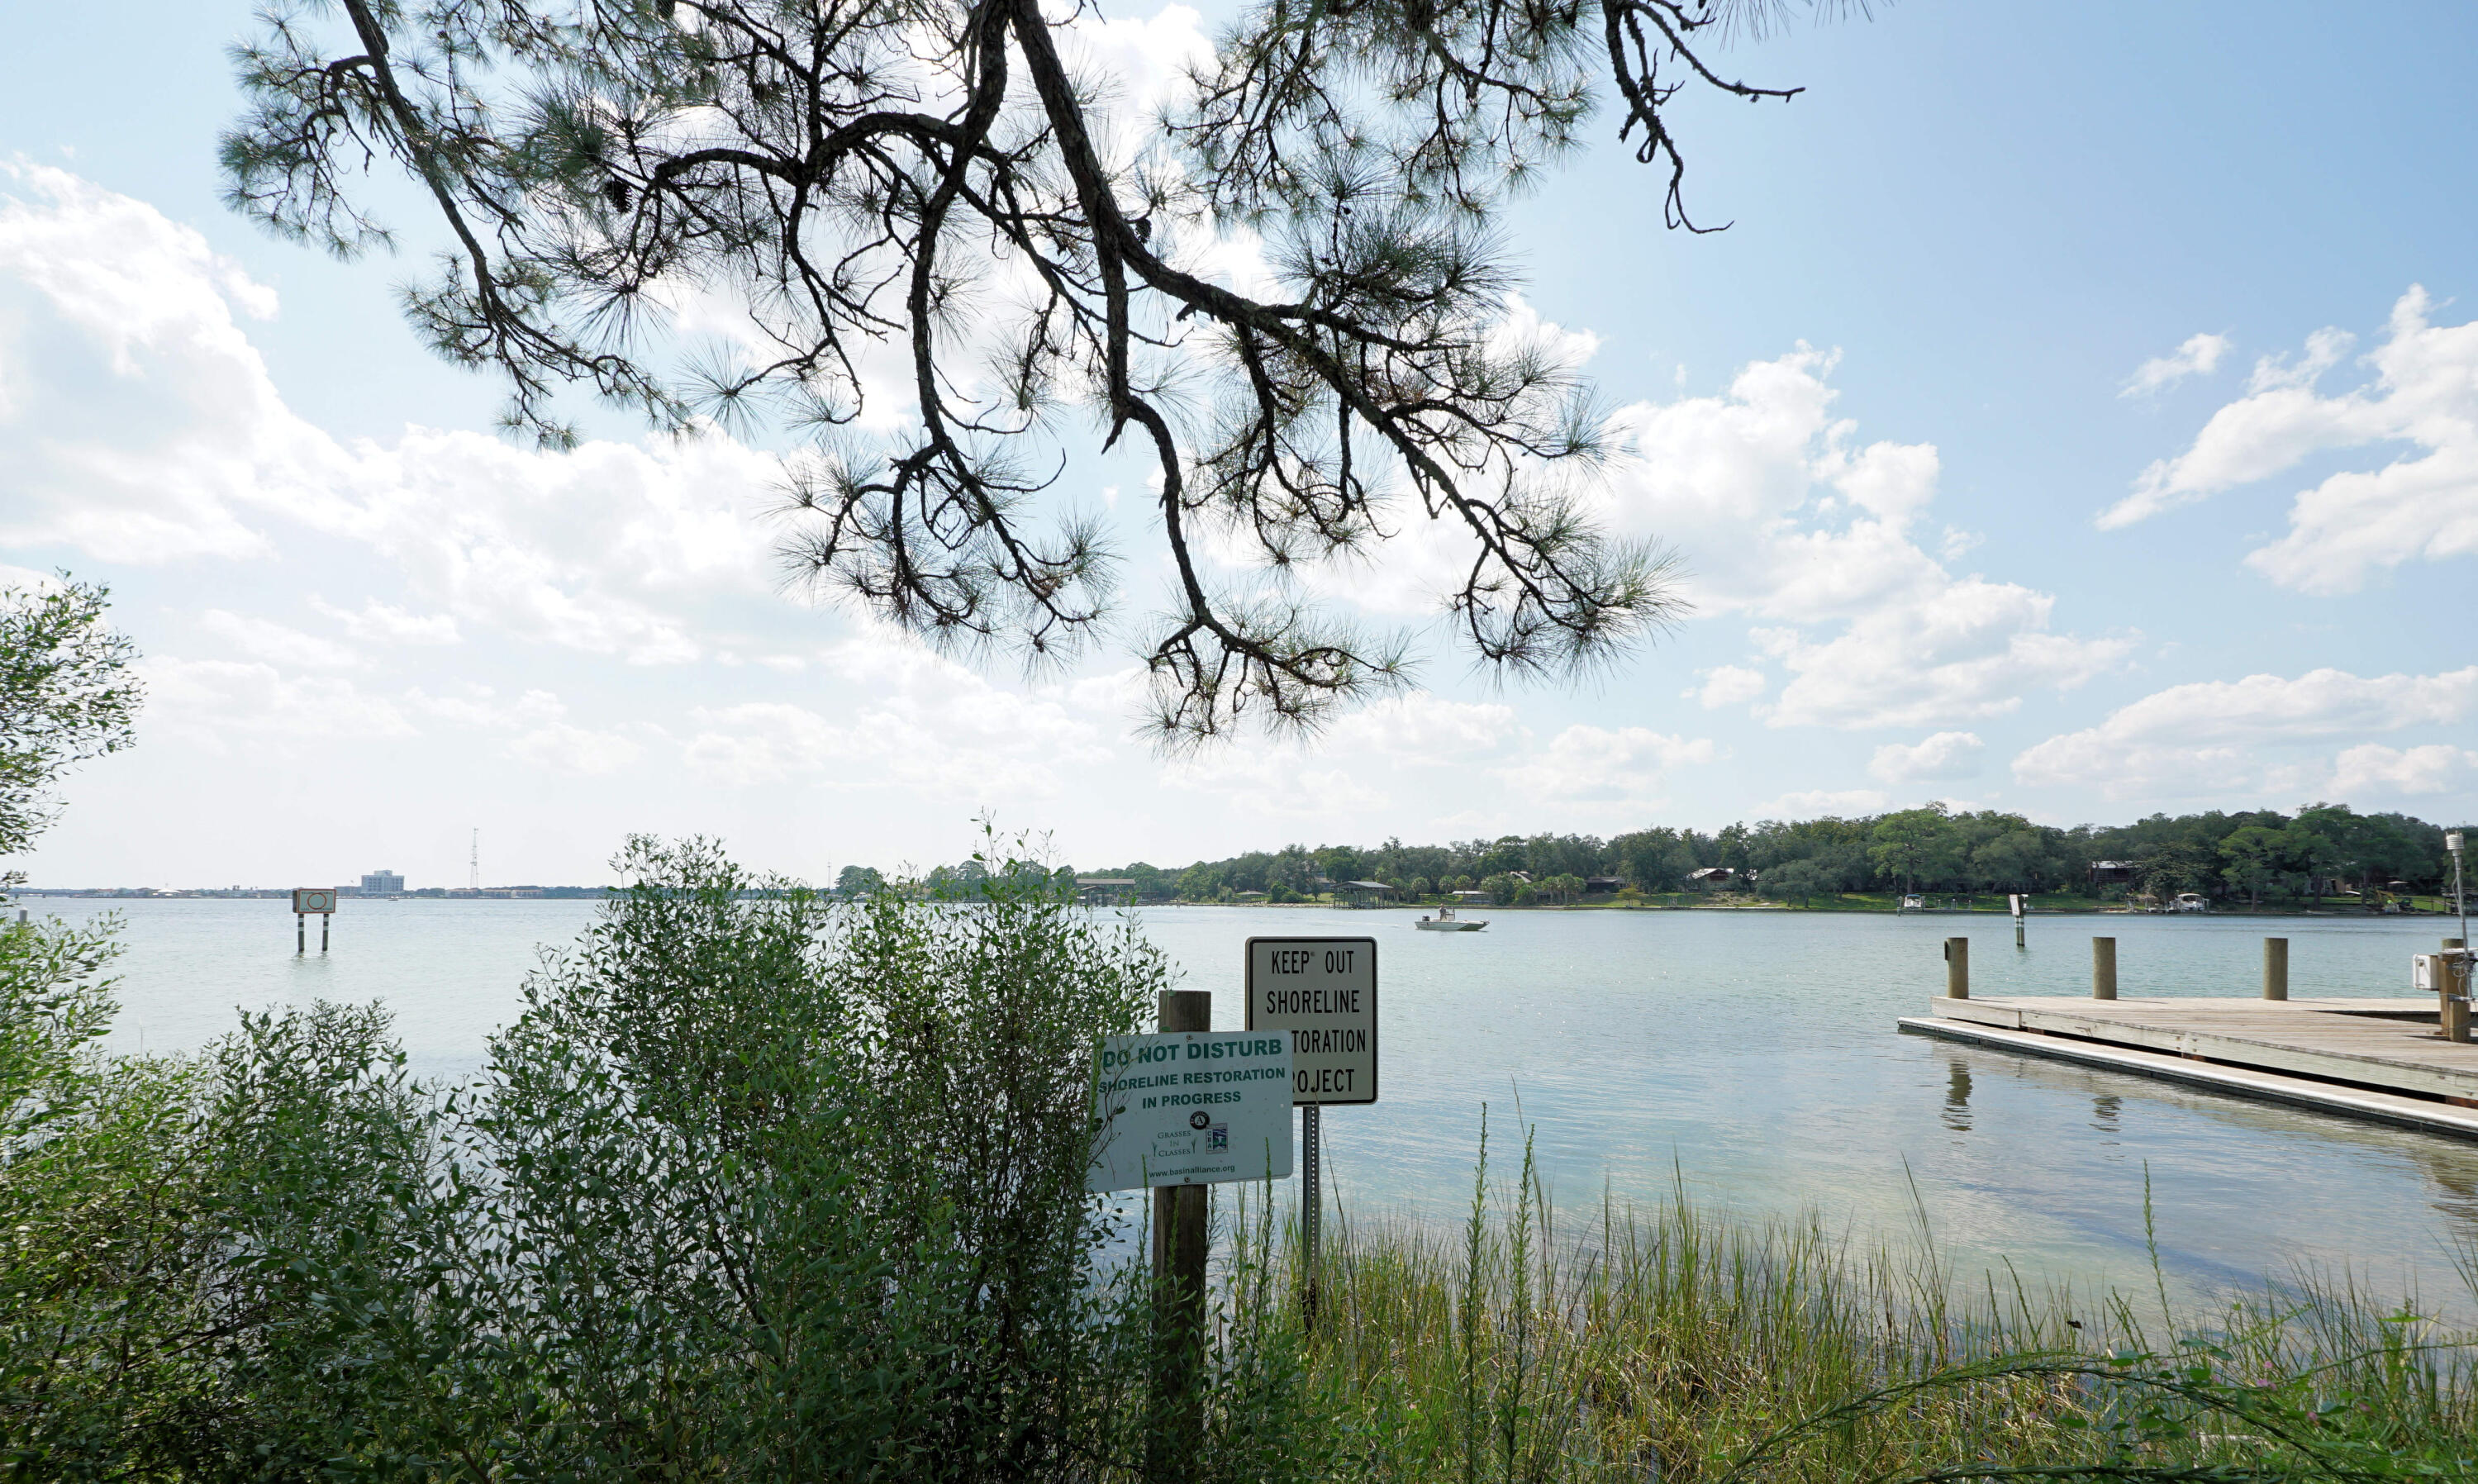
2262,937 -> 2288,1001
2448,939 -> 2471,1045
1149,988 -> 1211,1475
2092,937 -> 2117,1000
1943,937 -> 1969,999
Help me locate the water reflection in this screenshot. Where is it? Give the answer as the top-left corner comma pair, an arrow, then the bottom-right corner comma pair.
1943,1060 -> 1974,1132
2091,1093 -> 2122,1136
2413,1141 -> 2478,1244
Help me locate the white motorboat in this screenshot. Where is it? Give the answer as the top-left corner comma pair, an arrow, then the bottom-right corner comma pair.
1415,906 -> 1487,932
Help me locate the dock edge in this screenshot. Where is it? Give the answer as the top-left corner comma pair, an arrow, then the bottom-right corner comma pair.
1897,1015 -> 2478,1142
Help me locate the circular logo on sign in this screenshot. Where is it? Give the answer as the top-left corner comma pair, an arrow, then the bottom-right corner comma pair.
1188,1111 -> 1210,1130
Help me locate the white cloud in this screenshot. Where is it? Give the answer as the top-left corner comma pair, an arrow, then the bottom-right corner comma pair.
1157,693 -> 1711,820
1752,587 -> 2130,730
2011,664 -> 2478,801
507,722 -> 644,778
1327,692 -> 1523,760
310,597 -> 461,645
140,657 -> 415,753
682,630 -> 1111,797
1688,664 -> 1767,709
195,609 -> 362,670
1158,692 -> 1520,819
1159,748 -> 1391,820
1869,731 -> 1985,784
2072,665 -> 2474,745
1496,725 -> 1716,806
2247,327 -> 2355,393
2103,289 -> 2478,592
404,686 -> 568,730
1757,787 -> 1889,818
1067,3 -> 1213,121
1592,347 -> 2127,730
0,163 -> 288,562
2120,332 -> 2231,397
0,564 -> 64,593
2325,743 -> 2478,797
0,163 -> 780,663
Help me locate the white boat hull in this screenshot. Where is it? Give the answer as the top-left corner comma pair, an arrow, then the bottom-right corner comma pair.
1415,919 -> 1487,931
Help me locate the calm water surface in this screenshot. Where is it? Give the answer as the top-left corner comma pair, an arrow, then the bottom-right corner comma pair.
40,897 -> 2478,1311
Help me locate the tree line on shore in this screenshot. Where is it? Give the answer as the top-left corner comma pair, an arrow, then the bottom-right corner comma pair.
1047,801 -> 2468,907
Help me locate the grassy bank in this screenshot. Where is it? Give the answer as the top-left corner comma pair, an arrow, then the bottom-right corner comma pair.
1206,1132 -> 2478,1484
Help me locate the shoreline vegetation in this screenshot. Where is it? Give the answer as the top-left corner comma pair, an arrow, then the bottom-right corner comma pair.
9,836 -> 2477,1481
1158,892 -> 2470,916
1231,1130 -> 2478,1484
19,802 -> 2473,917
1046,801 -> 2469,920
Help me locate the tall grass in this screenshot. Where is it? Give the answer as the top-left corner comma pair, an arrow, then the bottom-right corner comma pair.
1211,1114 -> 2478,1484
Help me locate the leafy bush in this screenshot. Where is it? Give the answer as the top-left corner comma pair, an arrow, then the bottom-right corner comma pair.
349,834 -> 1181,1479
2,910 -> 428,1481
3,836 -> 1259,1482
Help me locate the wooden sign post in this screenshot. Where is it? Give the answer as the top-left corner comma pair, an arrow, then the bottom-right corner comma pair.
1088,996 -> 1292,1476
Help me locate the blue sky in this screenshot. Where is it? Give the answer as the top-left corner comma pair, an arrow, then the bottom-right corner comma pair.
3,2 -> 2475,888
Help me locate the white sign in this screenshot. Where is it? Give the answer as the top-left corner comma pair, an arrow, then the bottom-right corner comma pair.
1087,1030 -> 1293,1191
1245,936 -> 1378,1105
292,887 -> 337,914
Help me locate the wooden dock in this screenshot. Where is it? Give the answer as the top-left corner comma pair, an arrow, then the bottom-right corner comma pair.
1899,996 -> 2478,1139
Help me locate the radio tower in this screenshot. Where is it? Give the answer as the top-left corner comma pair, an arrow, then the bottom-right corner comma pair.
469,829 -> 480,892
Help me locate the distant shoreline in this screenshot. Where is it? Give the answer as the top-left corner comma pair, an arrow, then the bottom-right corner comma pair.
1158,900 -> 2457,919
12,889 -> 2455,921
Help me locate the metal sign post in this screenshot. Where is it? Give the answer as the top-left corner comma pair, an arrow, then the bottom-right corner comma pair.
1299,1104 -> 1321,1324
1244,936 -> 1377,1334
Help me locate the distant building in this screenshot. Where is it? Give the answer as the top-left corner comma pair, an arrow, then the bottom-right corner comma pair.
1584,875 -> 1624,895
1076,877 -> 1138,903
1688,867 -> 1737,888
360,869 -> 406,896
2088,861 -> 2136,887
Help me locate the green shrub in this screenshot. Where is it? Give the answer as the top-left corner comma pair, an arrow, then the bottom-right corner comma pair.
2,836 -> 1229,1482
2,911 -> 428,1482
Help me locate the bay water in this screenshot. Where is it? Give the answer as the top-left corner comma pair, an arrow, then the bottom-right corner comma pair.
44,897 -> 2478,1313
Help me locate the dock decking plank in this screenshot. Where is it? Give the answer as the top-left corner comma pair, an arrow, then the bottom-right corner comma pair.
1924,996 -> 2478,1101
